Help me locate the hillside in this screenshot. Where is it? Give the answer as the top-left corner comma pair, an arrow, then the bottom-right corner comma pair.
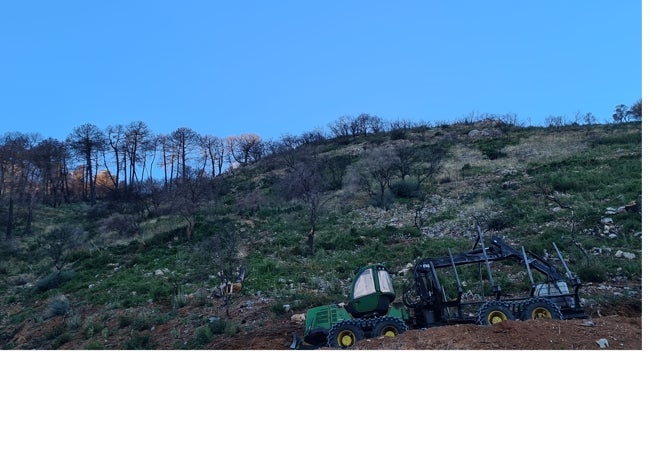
0,119 -> 642,350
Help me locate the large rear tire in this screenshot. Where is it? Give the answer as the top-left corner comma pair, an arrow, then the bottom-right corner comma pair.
477,301 -> 516,325
521,298 -> 564,321
327,322 -> 364,348
370,317 -> 409,338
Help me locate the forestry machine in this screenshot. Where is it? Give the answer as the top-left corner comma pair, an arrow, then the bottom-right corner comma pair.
291,226 -> 584,349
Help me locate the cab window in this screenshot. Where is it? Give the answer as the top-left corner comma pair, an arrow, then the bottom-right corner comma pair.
377,269 -> 395,294
353,269 -> 376,299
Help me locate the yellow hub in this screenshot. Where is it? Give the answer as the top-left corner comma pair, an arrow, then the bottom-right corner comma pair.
338,331 -> 355,347
488,311 -> 508,324
531,308 -> 552,319
383,328 -> 397,337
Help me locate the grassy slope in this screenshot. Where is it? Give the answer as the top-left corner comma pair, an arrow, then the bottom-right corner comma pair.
0,121 -> 642,349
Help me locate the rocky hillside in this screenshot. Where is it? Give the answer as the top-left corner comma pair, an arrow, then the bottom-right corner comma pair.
0,119 -> 642,349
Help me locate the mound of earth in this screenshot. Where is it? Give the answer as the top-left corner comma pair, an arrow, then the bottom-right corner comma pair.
350,315 -> 641,350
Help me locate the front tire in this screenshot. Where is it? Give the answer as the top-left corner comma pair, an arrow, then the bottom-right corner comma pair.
477,301 -> 516,325
327,322 -> 364,348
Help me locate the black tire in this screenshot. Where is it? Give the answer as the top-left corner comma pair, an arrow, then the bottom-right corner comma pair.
521,298 -> 564,321
477,301 -> 516,326
327,322 -> 365,348
370,317 -> 409,338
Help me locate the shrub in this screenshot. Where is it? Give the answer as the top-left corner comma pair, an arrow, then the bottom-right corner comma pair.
47,294 -> 70,317
65,313 -> 82,330
124,333 -> 154,349
390,129 -> 407,140
34,270 -> 75,293
99,213 -> 140,236
391,180 -> 421,199
190,325 -> 213,348
46,323 -> 67,340
133,315 -> 152,331
118,315 -> 133,329
208,319 -> 227,334
575,262 -> 608,282
84,341 -> 104,350
476,137 -> 518,160
83,317 -> 104,339
51,332 -> 72,349
270,303 -> 288,316
208,319 -> 239,336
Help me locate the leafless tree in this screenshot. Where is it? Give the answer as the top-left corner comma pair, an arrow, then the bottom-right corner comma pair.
348,148 -> 399,210
124,121 -> 153,191
410,143 -> 448,188
67,123 -> 106,205
105,124 -> 126,191
281,157 -> 335,254
231,133 -> 264,166
200,134 -> 227,177
328,116 -> 353,138
628,100 -> 642,120
32,138 -> 70,207
169,127 -> 199,182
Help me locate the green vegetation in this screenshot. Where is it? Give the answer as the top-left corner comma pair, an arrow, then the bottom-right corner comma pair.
0,118 -> 641,349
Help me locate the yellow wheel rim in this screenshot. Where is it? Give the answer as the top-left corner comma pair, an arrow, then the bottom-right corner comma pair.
383,327 -> 397,337
531,308 -> 552,319
488,310 -> 508,324
338,331 -> 356,347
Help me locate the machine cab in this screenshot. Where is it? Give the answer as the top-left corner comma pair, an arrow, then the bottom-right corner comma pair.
346,264 -> 396,317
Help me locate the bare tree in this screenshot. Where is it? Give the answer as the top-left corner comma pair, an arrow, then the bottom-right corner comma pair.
169,127 -> 199,182
155,134 -> 174,189
281,157 -> 335,254
32,138 -> 70,207
200,134 -> 227,177
349,148 -> 399,210
410,143 -> 448,188
67,124 -> 106,205
328,116 -> 353,138
628,100 -> 642,120
583,112 -> 597,125
105,124 -> 126,191
124,121 -> 153,191
394,146 -> 420,181
0,133 -> 28,238
231,133 -> 263,166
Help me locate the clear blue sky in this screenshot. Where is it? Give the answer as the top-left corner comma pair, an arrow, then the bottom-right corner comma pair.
0,0 -> 641,142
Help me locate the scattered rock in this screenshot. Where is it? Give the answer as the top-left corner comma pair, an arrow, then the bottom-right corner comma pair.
291,313 -> 305,323
596,338 -> 609,349
614,250 -> 636,260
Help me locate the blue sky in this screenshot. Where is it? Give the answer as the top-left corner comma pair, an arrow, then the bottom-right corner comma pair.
0,0 -> 641,142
